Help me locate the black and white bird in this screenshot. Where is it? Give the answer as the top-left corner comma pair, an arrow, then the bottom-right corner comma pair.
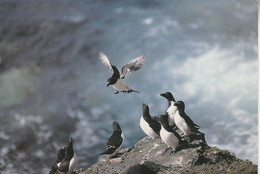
99,52 -> 145,94
140,103 -> 161,139
154,114 -> 183,153
57,138 -> 78,174
49,146 -> 66,174
160,92 -> 177,127
174,101 -> 200,135
101,121 -> 125,158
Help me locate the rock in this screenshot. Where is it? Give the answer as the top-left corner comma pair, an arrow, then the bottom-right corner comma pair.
76,131 -> 257,174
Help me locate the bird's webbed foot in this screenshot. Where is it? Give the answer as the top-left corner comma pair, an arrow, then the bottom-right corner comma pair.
162,147 -> 171,155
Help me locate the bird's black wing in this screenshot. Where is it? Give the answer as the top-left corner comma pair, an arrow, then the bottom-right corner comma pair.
182,112 -> 200,131
56,147 -> 65,163
101,131 -> 123,154
149,117 -> 161,135
57,160 -> 69,173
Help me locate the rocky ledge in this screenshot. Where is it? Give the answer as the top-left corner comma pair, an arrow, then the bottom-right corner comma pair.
76,132 -> 257,174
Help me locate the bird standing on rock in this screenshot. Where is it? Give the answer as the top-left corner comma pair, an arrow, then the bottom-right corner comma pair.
160,92 -> 177,127
100,121 -> 125,158
140,103 -> 161,139
99,52 -> 145,94
49,138 -> 78,174
174,101 -> 200,136
154,114 -> 183,154
57,138 -> 78,174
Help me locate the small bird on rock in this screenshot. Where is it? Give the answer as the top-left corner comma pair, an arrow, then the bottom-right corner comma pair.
154,113 -> 183,154
100,121 -> 125,158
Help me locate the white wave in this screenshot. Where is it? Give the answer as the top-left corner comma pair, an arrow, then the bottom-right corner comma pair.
163,46 -> 258,163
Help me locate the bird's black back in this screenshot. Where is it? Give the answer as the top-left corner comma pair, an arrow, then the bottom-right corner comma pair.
142,104 -> 161,135
104,130 -> 123,154
111,65 -> 120,78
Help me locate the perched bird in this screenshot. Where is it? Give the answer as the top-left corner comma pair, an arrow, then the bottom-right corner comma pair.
57,138 -> 78,174
174,101 -> 200,135
154,114 -> 183,154
160,92 -> 177,127
140,103 -> 161,139
49,146 -> 66,174
99,52 -> 145,94
101,121 -> 125,158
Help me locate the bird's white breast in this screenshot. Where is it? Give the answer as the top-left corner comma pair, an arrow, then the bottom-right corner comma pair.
112,79 -> 131,91
140,116 -> 159,139
174,111 -> 191,135
67,153 -> 78,174
160,127 -> 179,149
167,101 -> 178,126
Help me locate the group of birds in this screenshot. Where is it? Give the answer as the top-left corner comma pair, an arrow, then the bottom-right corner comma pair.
140,92 -> 201,154
48,52 -> 201,174
98,53 -> 201,158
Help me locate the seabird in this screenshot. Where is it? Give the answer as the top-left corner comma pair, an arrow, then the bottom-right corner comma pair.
100,121 -> 125,158
140,103 -> 161,139
49,146 -> 66,174
57,138 -> 78,174
160,92 -> 177,127
99,52 -> 145,94
154,114 -> 183,154
174,101 -> 200,136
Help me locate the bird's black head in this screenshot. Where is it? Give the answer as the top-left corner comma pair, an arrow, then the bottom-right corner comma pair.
174,101 -> 185,110
142,103 -> 150,116
113,121 -> 122,132
65,137 -> 74,160
160,92 -> 176,102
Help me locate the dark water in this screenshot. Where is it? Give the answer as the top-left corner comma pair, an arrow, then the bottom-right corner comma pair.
0,0 -> 257,173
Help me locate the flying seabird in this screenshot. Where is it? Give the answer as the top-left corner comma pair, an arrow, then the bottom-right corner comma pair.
160,92 -> 177,127
140,103 -> 161,139
99,52 -> 145,94
174,101 -> 200,136
100,121 -> 125,158
154,114 -> 183,154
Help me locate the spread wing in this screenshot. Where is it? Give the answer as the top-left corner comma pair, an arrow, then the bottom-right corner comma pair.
99,52 -> 113,71
121,55 -> 145,79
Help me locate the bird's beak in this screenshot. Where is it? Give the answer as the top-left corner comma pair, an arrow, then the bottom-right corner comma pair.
160,93 -> 166,97
106,83 -> 110,87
